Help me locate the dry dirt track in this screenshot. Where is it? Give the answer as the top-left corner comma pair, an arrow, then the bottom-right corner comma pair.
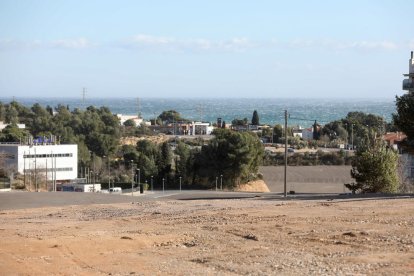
0,196 -> 413,275
260,166 -> 353,193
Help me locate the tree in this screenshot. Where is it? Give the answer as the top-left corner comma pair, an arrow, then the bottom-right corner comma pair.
231,118 -> 248,126
198,129 -> 264,187
272,124 -> 283,143
0,124 -> 29,142
393,93 -> 414,143
346,138 -> 399,193
252,110 -> 259,125
123,119 -> 136,127
174,141 -> 190,182
5,105 -> 19,124
158,110 -> 183,124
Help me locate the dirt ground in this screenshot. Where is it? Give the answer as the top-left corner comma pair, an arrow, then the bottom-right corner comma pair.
0,197 -> 413,275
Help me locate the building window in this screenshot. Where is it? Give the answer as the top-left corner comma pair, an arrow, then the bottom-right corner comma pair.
24,153 -> 73,158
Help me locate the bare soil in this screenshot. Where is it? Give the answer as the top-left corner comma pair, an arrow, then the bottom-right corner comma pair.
1,197 -> 413,275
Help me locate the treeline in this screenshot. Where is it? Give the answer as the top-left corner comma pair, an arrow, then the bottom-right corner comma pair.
261,111 -> 394,149
263,150 -> 353,166
0,101 -> 121,167
0,101 -> 264,188
120,128 -> 264,189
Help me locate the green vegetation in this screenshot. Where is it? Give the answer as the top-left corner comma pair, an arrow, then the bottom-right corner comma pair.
117,129 -> 264,189
346,137 -> 399,193
196,128 -> 264,187
263,150 -> 352,166
0,101 -> 121,167
394,93 -> 414,145
251,110 -> 259,125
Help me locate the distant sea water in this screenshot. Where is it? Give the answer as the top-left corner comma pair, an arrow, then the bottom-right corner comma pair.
0,97 -> 396,127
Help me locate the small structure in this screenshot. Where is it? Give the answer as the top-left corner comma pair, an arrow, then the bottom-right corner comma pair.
117,114 -> 144,126
301,127 -> 314,141
292,126 -> 303,139
402,51 -> 414,94
0,121 -> 25,131
383,132 -> 407,151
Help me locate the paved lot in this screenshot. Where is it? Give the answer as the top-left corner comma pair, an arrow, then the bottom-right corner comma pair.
260,165 -> 353,193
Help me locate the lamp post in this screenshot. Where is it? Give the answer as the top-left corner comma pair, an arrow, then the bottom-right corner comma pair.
151,175 -> 153,192
179,176 -> 182,191
351,124 -> 354,150
130,160 -> 134,197
137,168 -> 141,194
220,175 -> 223,190
90,170 -> 94,192
162,178 -> 165,193
107,156 -> 111,189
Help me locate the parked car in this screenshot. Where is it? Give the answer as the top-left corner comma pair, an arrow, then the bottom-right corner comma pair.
109,187 -> 122,194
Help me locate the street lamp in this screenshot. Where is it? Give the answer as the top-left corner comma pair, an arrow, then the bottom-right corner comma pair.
220,175 -> 223,190
90,170 -> 94,192
162,178 -> 165,193
105,155 -> 111,189
130,160 -> 134,197
179,176 -> 182,191
351,124 -> 354,150
151,175 -> 153,192
137,168 -> 141,194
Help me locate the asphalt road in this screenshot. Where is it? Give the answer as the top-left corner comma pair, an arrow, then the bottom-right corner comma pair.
1,190 -> 412,211
0,190 -> 263,210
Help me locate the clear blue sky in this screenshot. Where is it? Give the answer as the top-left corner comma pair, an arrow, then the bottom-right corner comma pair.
0,0 -> 413,98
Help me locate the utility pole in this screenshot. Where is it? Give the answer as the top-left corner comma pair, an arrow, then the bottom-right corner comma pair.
137,98 -> 141,119
284,110 -> 288,198
82,87 -> 87,108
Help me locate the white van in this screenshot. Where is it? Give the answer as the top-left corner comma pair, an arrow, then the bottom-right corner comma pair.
109,187 -> 122,194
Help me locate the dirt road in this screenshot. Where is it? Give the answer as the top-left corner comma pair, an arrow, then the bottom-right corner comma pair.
0,196 -> 413,275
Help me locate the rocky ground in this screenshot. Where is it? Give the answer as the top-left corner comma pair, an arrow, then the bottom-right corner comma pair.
0,197 -> 413,275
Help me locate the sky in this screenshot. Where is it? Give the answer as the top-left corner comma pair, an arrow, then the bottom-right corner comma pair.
0,0 -> 413,99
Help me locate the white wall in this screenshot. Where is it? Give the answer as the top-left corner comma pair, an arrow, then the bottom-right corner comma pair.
0,144 -> 78,181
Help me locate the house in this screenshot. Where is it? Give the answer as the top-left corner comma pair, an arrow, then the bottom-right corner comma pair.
383,132 -> 407,151
117,114 -> 144,126
302,127 -> 314,141
0,121 -> 26,131
292,126 -> 303,139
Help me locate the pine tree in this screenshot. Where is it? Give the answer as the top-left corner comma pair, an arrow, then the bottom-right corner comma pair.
252,110 -> 259,125
346,137 -> 399,193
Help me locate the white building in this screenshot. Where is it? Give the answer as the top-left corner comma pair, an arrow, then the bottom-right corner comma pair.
302,127 -> 314,141
117,114 -> 144,126
191,122 -> 214,135
402,51 -> 414,94
0,121 -> 25,131
292,127 -> 303,139
0,143 -> 78,182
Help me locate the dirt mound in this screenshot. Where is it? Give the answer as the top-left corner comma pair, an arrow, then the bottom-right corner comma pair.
234,179 -> 270,192
120,135 -> 169,146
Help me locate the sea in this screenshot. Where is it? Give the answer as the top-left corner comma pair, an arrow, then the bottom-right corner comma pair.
0,97 -> 396,127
